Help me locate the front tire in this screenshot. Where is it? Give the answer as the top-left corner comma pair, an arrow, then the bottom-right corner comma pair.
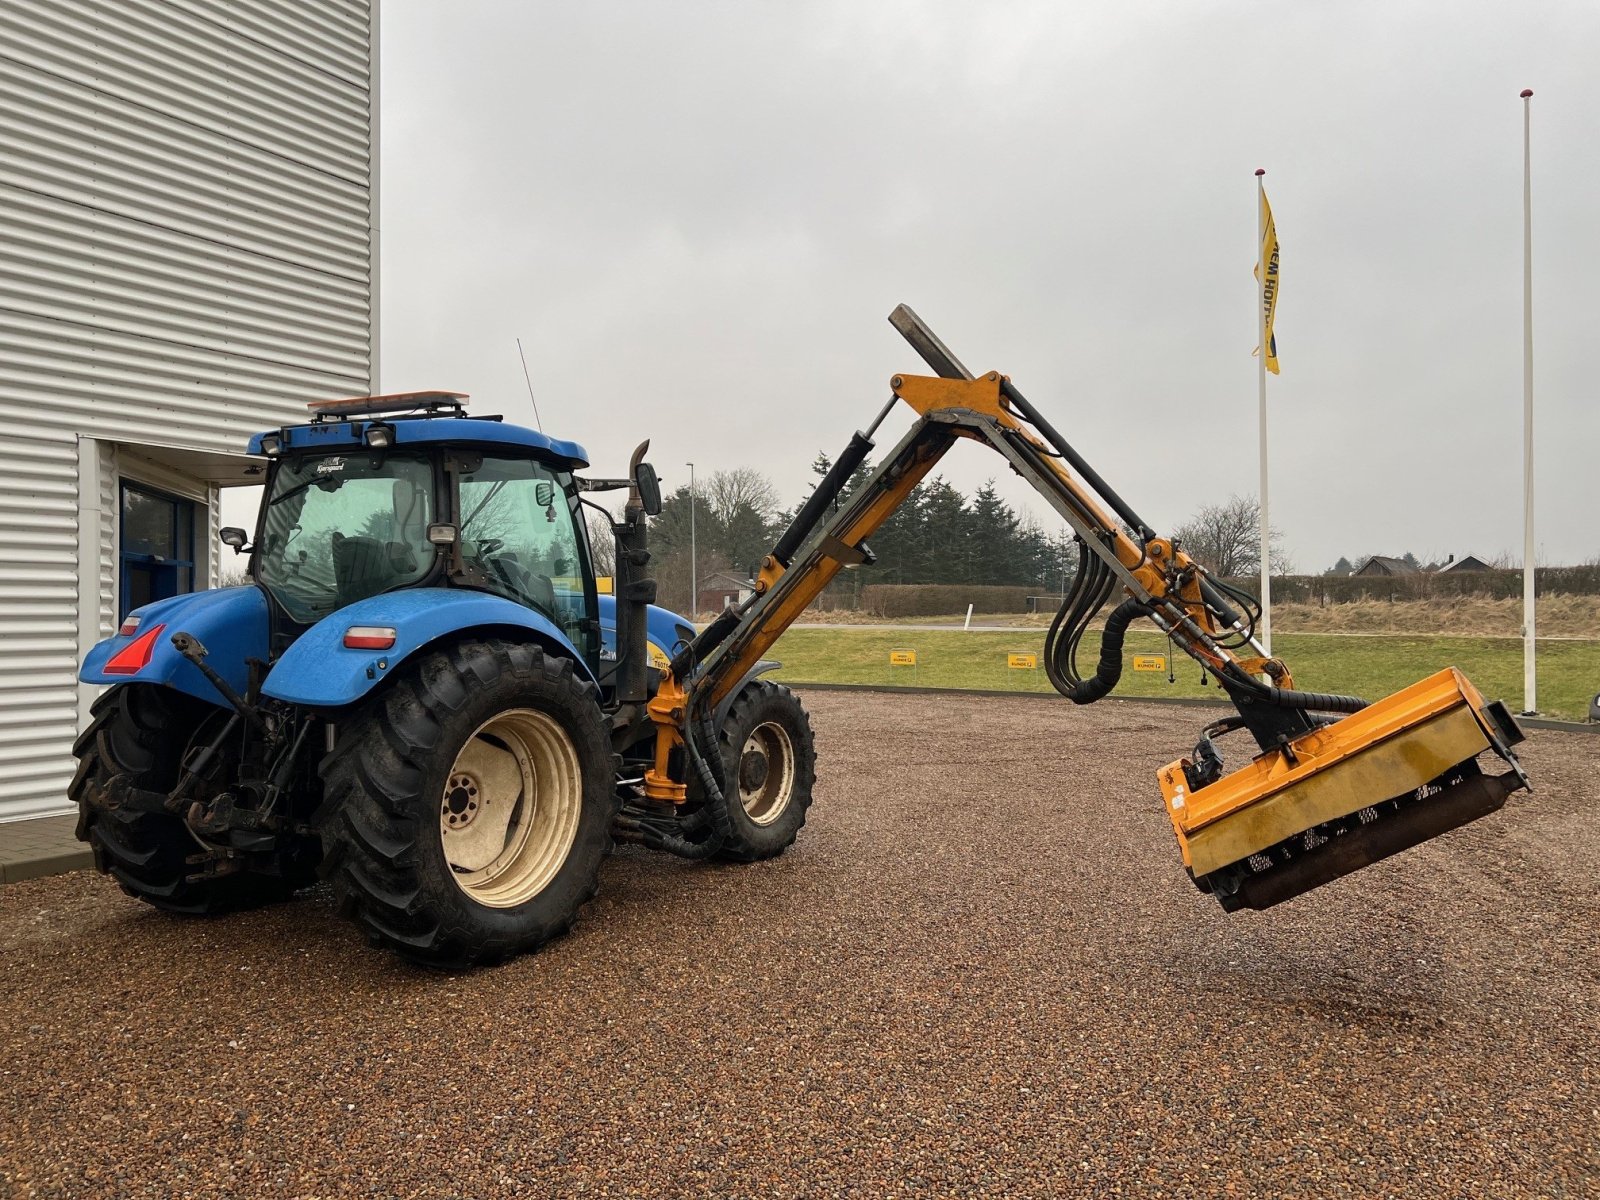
711,681 -> 817,862
318,639 -> 615,969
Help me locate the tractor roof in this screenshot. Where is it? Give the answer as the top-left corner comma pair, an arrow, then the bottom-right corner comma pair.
246,391 -> 589,468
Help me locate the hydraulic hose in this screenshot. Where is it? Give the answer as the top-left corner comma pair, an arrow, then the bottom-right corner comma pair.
1066,568 -> 1118,686
1043,549 -> 1112,695
636,708 -> 732,860
1042,541 -> 1095,694
1060,597 -> 1153,705
1220,664 -> 1368,714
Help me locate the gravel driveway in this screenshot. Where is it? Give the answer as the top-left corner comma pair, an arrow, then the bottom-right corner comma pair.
2,690 -> 1595,1198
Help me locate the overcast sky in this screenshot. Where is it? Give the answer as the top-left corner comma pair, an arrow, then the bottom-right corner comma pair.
375,0 -> 1599,573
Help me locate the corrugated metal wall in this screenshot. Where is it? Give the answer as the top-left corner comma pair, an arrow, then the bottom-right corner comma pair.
0,436 -> 82,816
0,0 -> 375,820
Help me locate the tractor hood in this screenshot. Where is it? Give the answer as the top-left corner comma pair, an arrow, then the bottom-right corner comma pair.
596,595 -> 695,671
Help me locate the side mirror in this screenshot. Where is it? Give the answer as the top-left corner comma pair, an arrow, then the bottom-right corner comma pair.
219,527 -> 249,553
534,481 -> 556,507
634,462 -> 662,516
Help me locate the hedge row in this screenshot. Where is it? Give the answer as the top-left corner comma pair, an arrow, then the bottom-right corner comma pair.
827,567 -> 1600,617
857,584 -> 1036,618
1220,566 -> 1600,603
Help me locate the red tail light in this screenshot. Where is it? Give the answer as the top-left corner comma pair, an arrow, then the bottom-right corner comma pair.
104,623 -> 166,675
343,626 -> 397,650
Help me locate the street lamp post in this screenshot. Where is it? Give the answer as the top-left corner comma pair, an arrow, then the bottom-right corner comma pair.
686,461 -> 697,622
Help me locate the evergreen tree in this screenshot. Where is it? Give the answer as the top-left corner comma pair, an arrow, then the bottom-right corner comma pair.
970,480 -> 1024,584
917,477 -> 971,584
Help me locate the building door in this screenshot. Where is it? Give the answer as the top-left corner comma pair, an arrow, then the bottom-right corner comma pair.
119,482 -> 196,619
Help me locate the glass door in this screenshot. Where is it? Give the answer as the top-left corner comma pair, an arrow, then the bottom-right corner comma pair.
119,482 -> 197,619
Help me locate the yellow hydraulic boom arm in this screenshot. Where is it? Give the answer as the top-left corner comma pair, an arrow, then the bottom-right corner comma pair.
644,306 -> 1528,911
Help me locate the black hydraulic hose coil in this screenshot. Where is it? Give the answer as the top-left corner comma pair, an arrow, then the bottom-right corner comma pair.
1042,543 -> 1095,694
1060,597 -> 1153,705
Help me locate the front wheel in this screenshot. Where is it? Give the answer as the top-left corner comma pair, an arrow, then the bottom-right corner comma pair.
317,639 -> 615,969
711,681 -> 817,862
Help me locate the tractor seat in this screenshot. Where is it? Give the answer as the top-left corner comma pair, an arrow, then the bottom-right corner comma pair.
332,532 -> 417,608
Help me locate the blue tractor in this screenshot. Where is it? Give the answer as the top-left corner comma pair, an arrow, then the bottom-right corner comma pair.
73,391 -> 815,968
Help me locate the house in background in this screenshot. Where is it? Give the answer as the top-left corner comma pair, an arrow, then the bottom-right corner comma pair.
0,2 -> 377,822
697,571 -> 755,614
1353,555 -> 1419,577
1436,554 -> 1493,573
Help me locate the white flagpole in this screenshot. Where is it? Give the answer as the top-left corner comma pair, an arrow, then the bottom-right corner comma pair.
1255,168 -> 1272,657
1520,88 -> 1537,714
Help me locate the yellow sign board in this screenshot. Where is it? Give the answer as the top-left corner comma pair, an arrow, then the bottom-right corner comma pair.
1132,655 -> 1167,672
889,649 -> 917,666
1007,652 -> 1038,670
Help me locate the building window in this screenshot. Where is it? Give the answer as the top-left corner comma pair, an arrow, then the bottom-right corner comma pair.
120,482 -> 197,619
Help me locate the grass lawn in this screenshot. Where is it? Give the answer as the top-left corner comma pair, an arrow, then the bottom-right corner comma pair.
767,626 -> 1600,721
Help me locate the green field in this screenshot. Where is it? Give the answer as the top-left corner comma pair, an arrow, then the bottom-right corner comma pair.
767,627 -> 1600,721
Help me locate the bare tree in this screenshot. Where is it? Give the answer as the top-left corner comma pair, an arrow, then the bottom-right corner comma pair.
1172,493 -> 1293,577
583,505 -> 617,576
704,468 -> 781,526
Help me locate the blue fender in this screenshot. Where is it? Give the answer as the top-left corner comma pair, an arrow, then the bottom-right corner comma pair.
80,586 -> 268,708
261,588 -> 593,709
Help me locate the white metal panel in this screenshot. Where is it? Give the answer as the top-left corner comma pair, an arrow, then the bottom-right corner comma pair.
207,485 -> 222,588
0,72 -> 371,280
0,0 -> 370,181
0,435 -> 81,819
0,0 -> 374,821
99,445 -> 117,642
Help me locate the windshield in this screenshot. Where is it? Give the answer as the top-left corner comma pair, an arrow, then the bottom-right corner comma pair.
458,454 -> 594,653
257,451 -> 435,623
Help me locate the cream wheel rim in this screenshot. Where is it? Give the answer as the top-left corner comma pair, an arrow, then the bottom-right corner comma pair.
440,708 -> 582,908
738,720 -> 795,827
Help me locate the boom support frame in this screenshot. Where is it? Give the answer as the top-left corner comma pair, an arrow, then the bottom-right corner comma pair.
638,305 -> 1526,911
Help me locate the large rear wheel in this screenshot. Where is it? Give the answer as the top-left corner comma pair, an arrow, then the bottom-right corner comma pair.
318,639 -> 614,969
70,685 -> 303,914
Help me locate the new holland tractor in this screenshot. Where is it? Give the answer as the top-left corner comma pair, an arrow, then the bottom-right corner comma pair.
73,307 -> 1528,968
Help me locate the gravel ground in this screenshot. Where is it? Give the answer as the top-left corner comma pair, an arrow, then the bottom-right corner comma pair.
2,690 -> 1596,1199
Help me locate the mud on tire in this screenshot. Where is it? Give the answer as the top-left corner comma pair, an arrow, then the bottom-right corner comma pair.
69,685 -> 302,914
317,639 -> 615,969
712,681 -> 817,862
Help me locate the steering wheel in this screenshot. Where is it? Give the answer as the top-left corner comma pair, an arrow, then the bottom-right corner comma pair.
475,538 -> 504,556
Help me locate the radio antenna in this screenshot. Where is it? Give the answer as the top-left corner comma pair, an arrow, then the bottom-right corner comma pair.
515,337 -> 546,433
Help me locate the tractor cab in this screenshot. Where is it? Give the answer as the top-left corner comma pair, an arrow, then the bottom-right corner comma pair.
239,392 -> 602,666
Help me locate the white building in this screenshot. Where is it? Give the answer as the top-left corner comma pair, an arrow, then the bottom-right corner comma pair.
0,1 -> 378,822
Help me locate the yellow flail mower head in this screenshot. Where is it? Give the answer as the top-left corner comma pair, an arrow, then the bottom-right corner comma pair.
1159,667 -> 1528,911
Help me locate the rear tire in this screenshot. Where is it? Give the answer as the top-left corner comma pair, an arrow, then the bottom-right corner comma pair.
317,639 -> 615,969
712,681 -> 816,862
69,685 -> 302,914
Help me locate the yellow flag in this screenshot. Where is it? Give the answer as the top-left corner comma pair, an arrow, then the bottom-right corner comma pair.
1253,188 -> 1281,374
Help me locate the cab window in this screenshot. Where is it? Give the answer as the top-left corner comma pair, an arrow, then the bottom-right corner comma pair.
457,455 -> 594,654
